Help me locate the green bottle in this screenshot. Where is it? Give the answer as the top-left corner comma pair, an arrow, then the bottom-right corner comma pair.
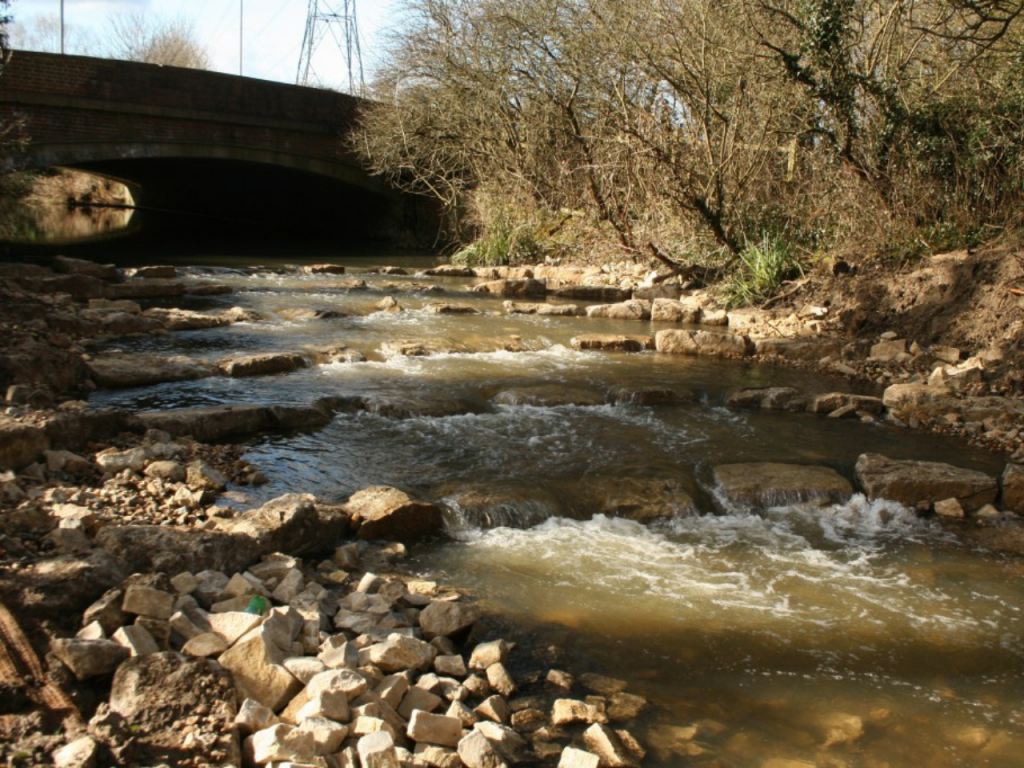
245,595 -> 269,615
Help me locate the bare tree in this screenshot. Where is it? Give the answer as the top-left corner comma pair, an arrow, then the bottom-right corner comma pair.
8,13 -> 94,55
100,12 -> 211,69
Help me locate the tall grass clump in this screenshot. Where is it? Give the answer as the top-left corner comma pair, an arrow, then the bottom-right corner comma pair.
724,234 -> 803,308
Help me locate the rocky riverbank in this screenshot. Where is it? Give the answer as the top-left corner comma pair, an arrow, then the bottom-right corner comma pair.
2,252 -> 1024,766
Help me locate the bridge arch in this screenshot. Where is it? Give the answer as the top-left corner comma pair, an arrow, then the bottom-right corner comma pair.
0,51 -> 427,243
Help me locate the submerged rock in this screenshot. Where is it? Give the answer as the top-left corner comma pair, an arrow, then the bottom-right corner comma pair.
492,385 -> 605,407
713,462 -> 853,508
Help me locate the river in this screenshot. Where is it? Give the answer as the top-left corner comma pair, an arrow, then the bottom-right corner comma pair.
85,255 -> 1024,767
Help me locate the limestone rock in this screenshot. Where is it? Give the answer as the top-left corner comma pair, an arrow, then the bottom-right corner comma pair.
345,486 -> 445,542
570,335 -> 653,353
251,723 -> 316,764
854,453 -> 997,512
113,624 -> 160,657
408,710 -> 464,748
553,285 -> 631,303
419,601 -> 481,639
584,300 -> 651,321
469,640 -> 510,670
473,279 -> 547,297
87,354 -> 212,389
220,352 -> 309,377
558,747 -> 600,768
96,525 -> 260,576
306,668 -> 369,701
52,736 -> 99,768
655,329 -> 752,357
182,632 -> 229,657
299,716 -> 349,755
223,493 -> 349,557
485,663 -> 516,697
934,497 -> 966,519
582,724 -> 643,768
503,301 -> 581,316
458,730 -> 508,768
726,387 -> 808,412
1000,463 -> 1024,514
51,637 -> 129,680
122,584 -> 175,619
713,463 -> 853,508
217,624 -> 302,712
551,699 -> 609,726
134,403 -> 330,442
366,633 -> 438,673
358,730 -> 401,768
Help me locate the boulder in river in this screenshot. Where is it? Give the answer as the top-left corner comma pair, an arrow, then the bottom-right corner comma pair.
584,300 -> 651,321
553,285 -> 631,303
578,476 -> 699,522
725,387 -> 808,412
571,334 -> 653,353
345,486 -> 446,542
854,453 -> 998,512
713,462 -> 854,508
219,353 -> 309,377
655,329 -> 753,357
473,279 -> 547,298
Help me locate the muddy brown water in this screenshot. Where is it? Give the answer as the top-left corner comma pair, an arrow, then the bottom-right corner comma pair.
89,260 -> 1024,767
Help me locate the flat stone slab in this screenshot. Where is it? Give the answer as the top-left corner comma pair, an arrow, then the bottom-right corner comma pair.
220,353 -> 309,377
713,462 -> 853,508
134,404 -> 329,442
854,453 -> 997,512
726,387 -> 808,412
88,354 -> 213,389
571,334 -> 653,353
503,301 -> 582,316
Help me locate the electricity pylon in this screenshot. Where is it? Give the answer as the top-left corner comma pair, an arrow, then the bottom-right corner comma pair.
296,0 -> 364,94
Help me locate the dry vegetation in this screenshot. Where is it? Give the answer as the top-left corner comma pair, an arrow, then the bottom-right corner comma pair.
353,0 -> 1024,300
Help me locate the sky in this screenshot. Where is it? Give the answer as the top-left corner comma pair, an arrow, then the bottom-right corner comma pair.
7,0 -> 402,89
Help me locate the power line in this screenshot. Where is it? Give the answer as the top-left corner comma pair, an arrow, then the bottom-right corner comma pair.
296,0 -> 364,94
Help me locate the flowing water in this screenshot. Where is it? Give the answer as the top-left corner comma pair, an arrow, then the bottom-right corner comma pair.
89,257 -> 1024,767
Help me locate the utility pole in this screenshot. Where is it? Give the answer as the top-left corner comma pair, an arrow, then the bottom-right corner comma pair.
296,0 -> 364,94
239,0 -> 244,75
60,0 -> 65,54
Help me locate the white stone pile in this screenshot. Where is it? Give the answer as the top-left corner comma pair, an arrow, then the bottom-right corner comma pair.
53,544 -> 652,768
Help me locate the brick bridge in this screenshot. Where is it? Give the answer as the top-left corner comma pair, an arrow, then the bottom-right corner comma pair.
0,51 -> 417,240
